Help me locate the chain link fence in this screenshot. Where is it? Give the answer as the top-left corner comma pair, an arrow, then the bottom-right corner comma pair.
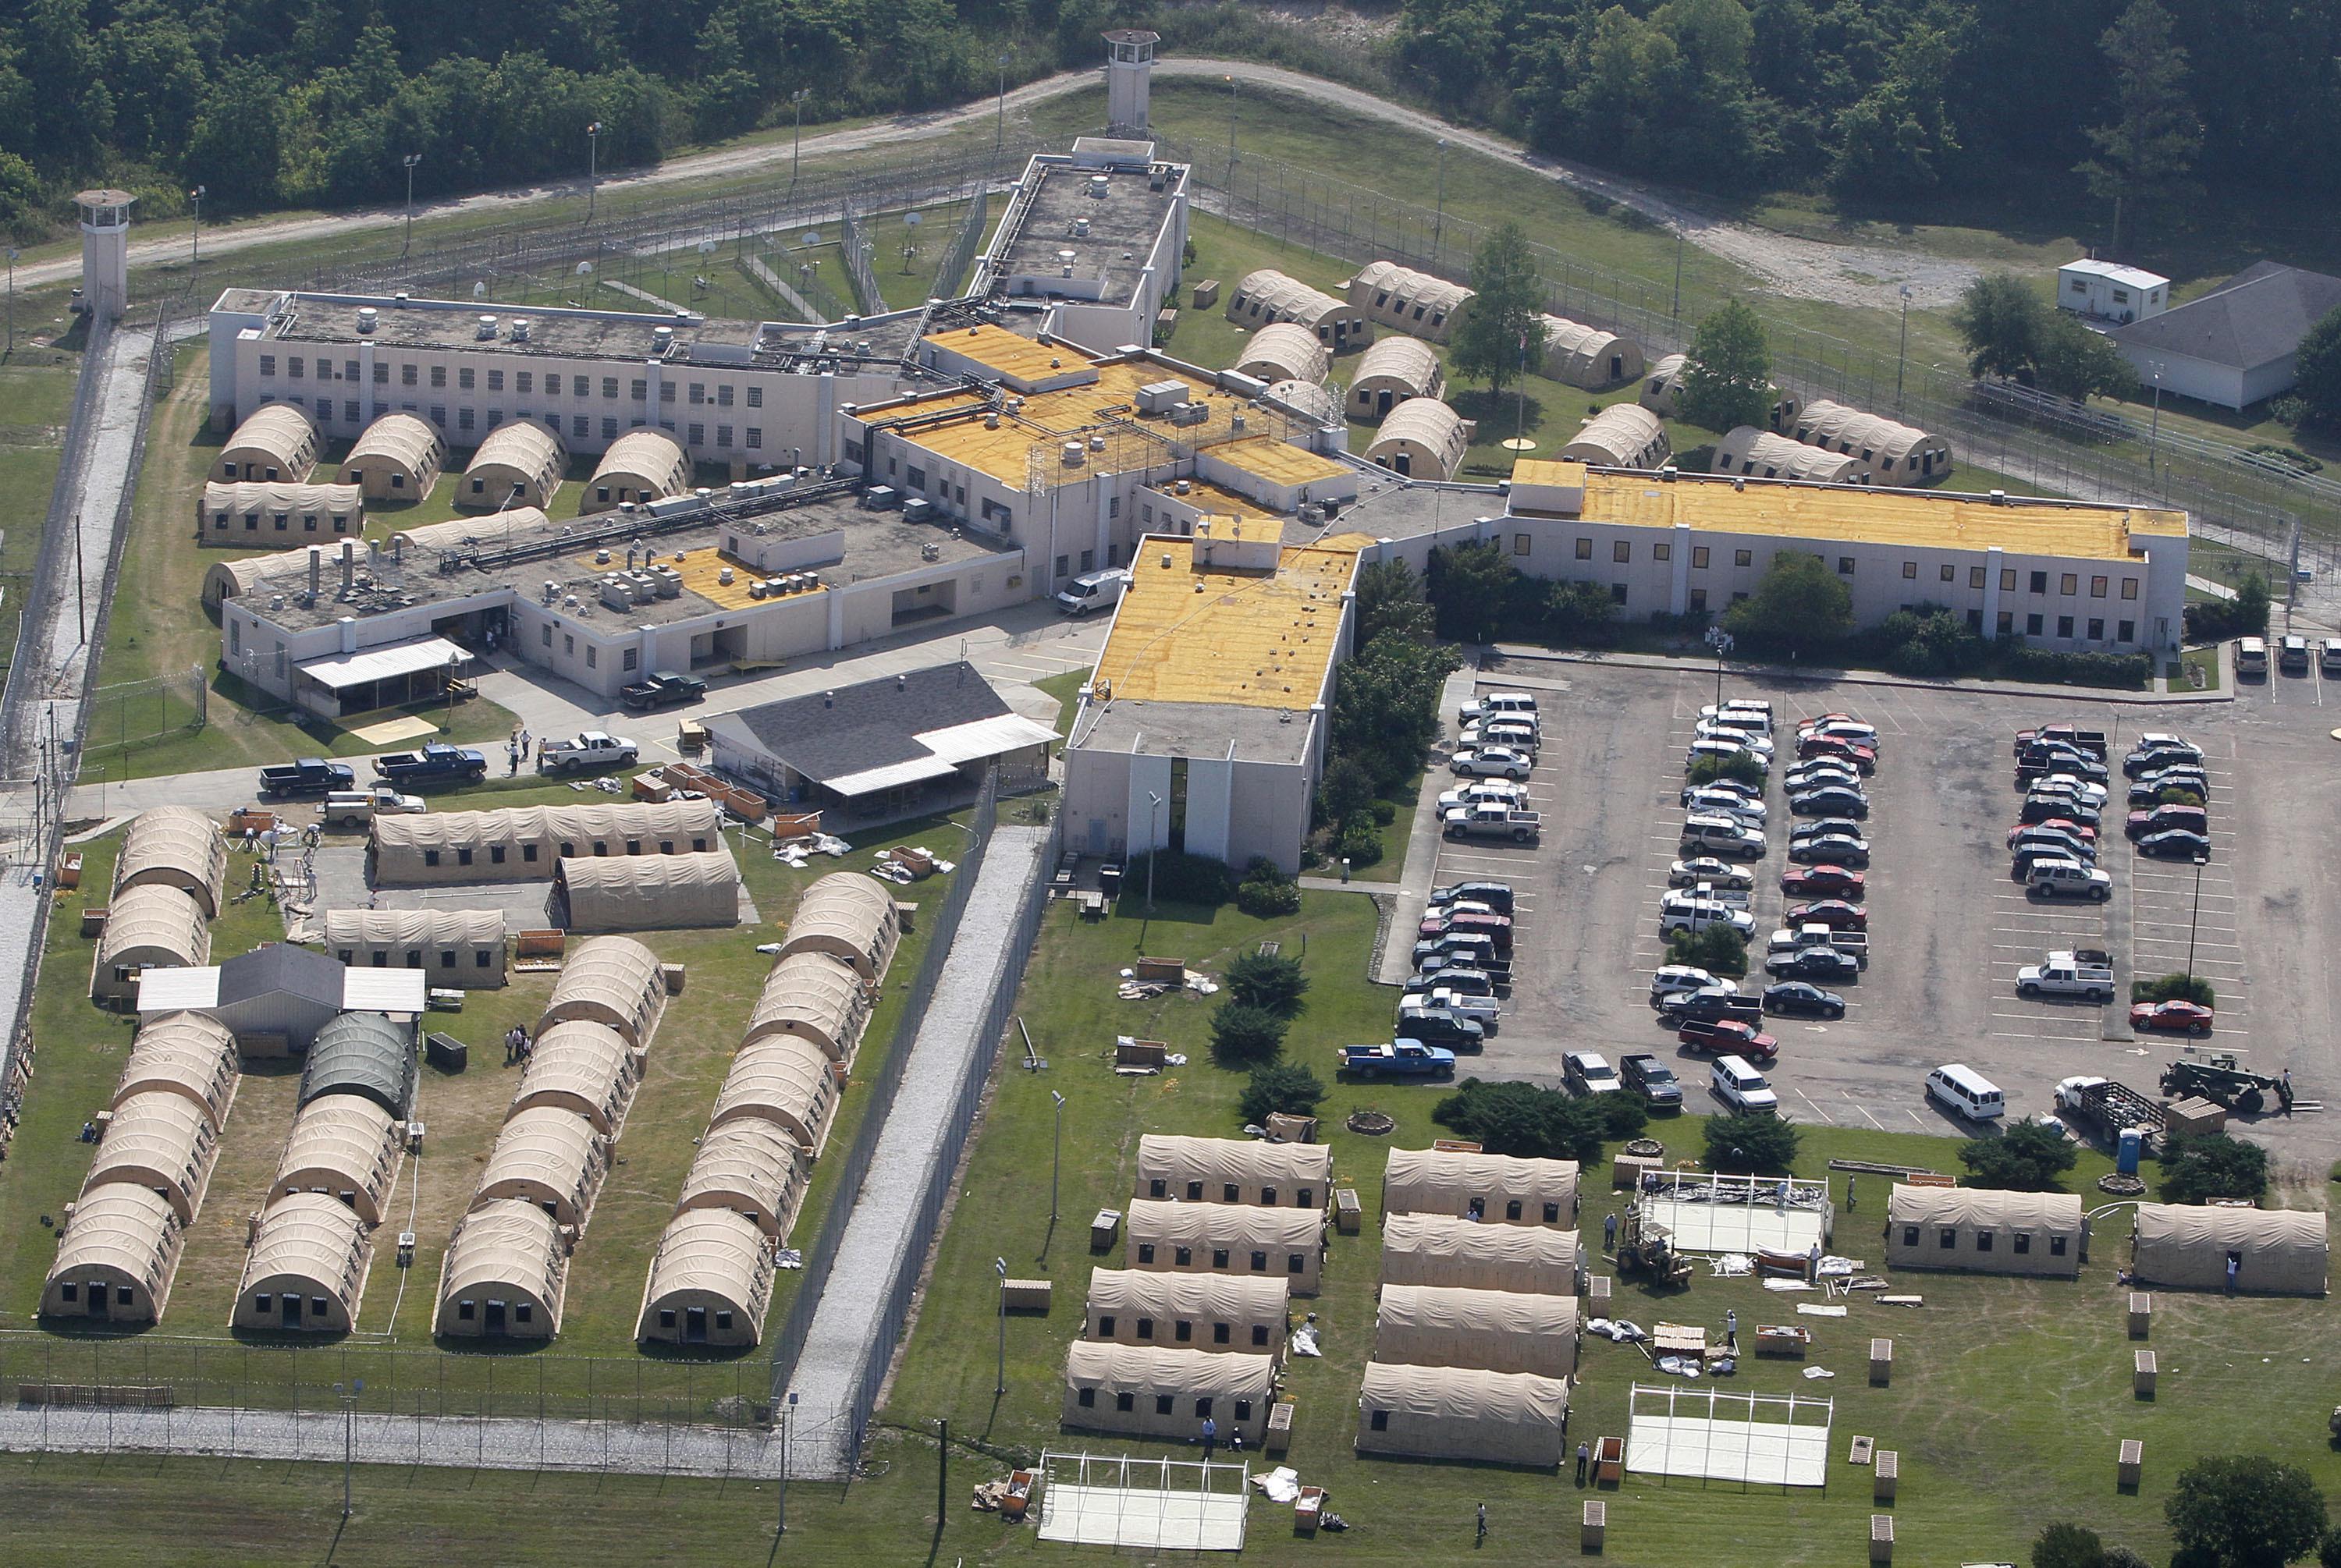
75,666 -> 208,771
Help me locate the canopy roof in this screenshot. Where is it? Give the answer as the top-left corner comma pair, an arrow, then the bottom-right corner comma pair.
115,806 -> 229,914
349,412 -> 446,471
542,935 -> 667,1047
559,848 -> 740,932
1136,1134 -> 1334,1194
439,1198 -> 567,1312
676,1117 -> 808,1237
1383,1147 -> 1579,1219
223,404 -> 317,466
115,1013 -> 238,1126
508,1018 -> 636,1132
1065,1340 -> 1277,1403
86,1091 -> 215,1222
640,1207 -> 776,1318
1231,322 -> 1330,385
299,1011 -> 417,1116
709,1034 -> 836,1151
1350,335 -> 1442,393
1125,1197 -> 1324,1251
48,1184 -> 181,1297
1085,1266 -> 1290,1324
780,872 -> 900,977
1559,403 -> 1667,466
99,884 -> 210,970
1380,1211 -> 1579,1293
742,950 -> 871,1062
324,908 -> 506,949
299,635 -> 467,692
241,1192 -> 370,1306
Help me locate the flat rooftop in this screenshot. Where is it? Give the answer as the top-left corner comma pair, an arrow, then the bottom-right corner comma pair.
1212,437 -> 1352,491
216,289 -> 772,367
1070,697 -> 1314,768
1089,534 -> 1368,710
758,314 -> 927,366
989,158 -> 1185,315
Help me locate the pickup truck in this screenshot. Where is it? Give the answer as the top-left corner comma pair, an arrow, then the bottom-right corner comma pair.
538,731 -> 641,774
374,742 -> 488,786
1765,924 -> 1868,967
1441,804 -> 1541,843
257,757 -> 355,799
2013,725 -> 2109,759
1676,1017 -> 1780,1062
1660,986 -> 1764,1026
2017,950 -> 2115,1002
1339,1041 -> 1458,1079
2053,1074 -> 2165,1154
321,786 -> 426,828
1396,987 -> 1500,1030
620,670 -> 709,711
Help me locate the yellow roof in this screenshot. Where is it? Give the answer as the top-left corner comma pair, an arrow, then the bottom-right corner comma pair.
901,359 -> 1255,488
919,323 -> 1081,386
1093,534 -> 1369,708
572,545 -> 821,610
1167,479 -> 1282,540
1212,437 -> 1350,490
1511,458 -> 1586,490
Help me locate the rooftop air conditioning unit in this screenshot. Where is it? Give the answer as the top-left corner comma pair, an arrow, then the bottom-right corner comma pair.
1135,381 -> 1186,416
542,580 -> 559,603
393,292 -> 410,307
748,580 -> 768,599
1062,441 -> 1085,466
1074,217 -> 1092,238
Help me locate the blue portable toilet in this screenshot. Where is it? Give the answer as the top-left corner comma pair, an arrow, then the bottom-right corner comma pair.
2117,1127 -> 2143,1176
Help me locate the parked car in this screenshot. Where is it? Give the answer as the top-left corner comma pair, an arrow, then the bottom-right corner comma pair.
2009,818 -> 2097,850
320,786 -> 426,828
2137,828 -> 2212,860
1762,981 -> 1847,1019
1394,1006 -> 1485,1049
1676,1016 -> 1780,1062
2129,999 -> 2214,1037
374,743 -> 488,786
1620,1052 -> 1684,1109
1765,945 -> 1861,981
538,731 -> 641,773
2020,793 -> 2102,828
2126,804 -> 2208,840
1783,899 -> 1867,931
1458,691 -> 1539,725
2034,774 -> 2110,807
1796,735 -> 1877,772
1681,778 -> 1762,808
2025,858 -> 2112,901
1428,882 -> 1515,915
1799,718 -> 1880,750
1781,864 -> 1865,899
1649,966 -> 1731,1004
1661,985 -> 1764,1026
2123,737 -> 2203,776
1338,1041 -> 1458,1078
1787,835 -> 1870,867
1789,818 -> 1865,844
2017,751 -> 2108,785
1419,913 -> 1512,954
1682,790 -> 1767,826
1459,719 -> 1540,754
2013,725 -> 2109,759
1438,781 -> 1526,814
1709,1054 -> 1780,1113
1925,1063 -> 2007,1122
1055,568 -> 1131,615
1782,760 -> 1860,790
1563,1051 -> 1622,1096
1396,987 -> 1501,1029
2128,774 -> 2208,807
2016,952 -> 2116,1003
1687,738 -> 1770,773
1788,786 -> 1870,818
2013,841 -> 2094,878
1694,722 -> 1774,757
1680,817 -> 1767,858
1449,747 -> 1533,781
1668,857 -> 1756,891
2009,829 -> 2096,866
1442,804 -> 1541,843
258,758 -> 355,799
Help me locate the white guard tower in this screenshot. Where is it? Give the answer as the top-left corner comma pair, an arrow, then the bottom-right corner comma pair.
1103,30 -> 1159,137
76,188 -> 136,322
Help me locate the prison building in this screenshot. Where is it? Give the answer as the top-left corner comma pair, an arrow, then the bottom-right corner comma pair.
1348,336 -> 1446,422
1231,322 -> 1330,388
91,883 -> 211,1006
458,419 -> 567,511
557,848 -> 741,933
231,1193 -> 374,1335
1540,314 -> 1645,388
477,1105 -> 609,1230
777,871 -> 903,981
216,403 -> 320,483
434,1197 -> 571,1339
83,1091 -> 220,1226
1714,427 -> 1865,485
197,481 -> 364,547
740,950 -> 875,1066
1380,1147 -> 1579,1227
1135,1134 -> 1334,1209
341,412 -> 447,500
1266,379 -> 1343,428
1355,1362 -> 1569,1467
538,935 -> 669,1051
1884,1186 -> 2085,1279
1083,1267 -> 1291,1360
1364,398 -> 1471,481
1225,269 -> 1372,350
1372,1283 -> 1580,1379
1348,261 -> 1472,342
1124,1197 -> 1327,1297
116,803 -> 228,917
1778,399 -> 1951,484
1063,1342 -> 1277,1445
1380,1211 -> 1580,1295
673,1117 -> 809,1240
1556,403 -> 1671,470
2130,1203 -> 2328,1297
39,1184 -> 187,1325
271,1092 -> 402,1226
506,1019 -> 641,1136
370,800 -> 725,886
634,1206 -> 778,1349
1639,352 -> 1689,417
297,1010 -> 418,1118
324,908 -> 508,988
707,1034 -> 838,1158
581,428 -> 692,515
113,1013 -> 240,1130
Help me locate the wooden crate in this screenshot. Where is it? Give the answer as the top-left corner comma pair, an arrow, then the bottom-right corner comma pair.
1870,1514 -> 1894,1564
1333,1188 -> 1362,1234
2128,1292 -> 2152,1339
1874,1449 -> 1898,1502
1089,1208 -> 1122,1251
1264,1112 -> 1318,1144
1192,279 -> 1221,308
1266,1401 -> 1293,1456
1587,1275 -> 1611,1308
514,930 -> 566,971
2118,1439 -> 2143,1488
55,852 -> 82,889
80,906 -> 107,938
1869,1337 -> 1892,1385
1432,1138 -> 1483,1154
1613,1151 -> 1664,1190
1133,957 -> 1186,984
1115,1039 -> 1167,1069
1581,1499 -> 1606,1552
2135,1349 -> 2158,1397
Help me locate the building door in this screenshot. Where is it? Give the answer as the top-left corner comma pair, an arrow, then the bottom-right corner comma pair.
283,1294 -> 302,1328
1377,389 -> 1393,417
1393,452 -> 1412,477
485,1299 -> 506,1333
1168,757 -> 1188,853
84,1281 -> 105,1318
1087,818 -> 1107,856
1610,353 -> 1624,380
686,1306 -> 708,1344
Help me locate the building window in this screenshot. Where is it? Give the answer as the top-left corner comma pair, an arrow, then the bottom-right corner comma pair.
1690,545 -> 1710,569
516,372 -> 533,394
1572,537 -> 1593,560
623,649 -> 638,671
2057,573 -> 2077,595
2087,618 -> 2105,640
746,427 -> 762,449
1653,542 -> 1671,562
2029,570 -> 2047,594
563,634 -> 575,656
747,385 -> 762,408
1902,561 -> 1918,579
689,383 -> 705,405
631,379 -> 647,401
1513,533 -> 1532,556
602,417 -> 618,441
401,363 -> 418,386
1689,587 -> 1708,611
2091,575 -> 2109,598
288,357 -> 304,378
602,377 -> 619,399
2027,613 -> 2044,636
429,405 -> 446,427
429,366 -> 446,388
717,385 -> 734,406
571,415 -> 586,438
459,367 -> 476,390
716,425 -> 733,449
1938,563 -> 1955,582
259,355 -> 276,376
1966,608 -> 1982,631
372,364 -> 389,385
2118,619 -> 2134,642
1611,583 -> 1628,605
585,647 -> 597,669
1611,540 -> 1631,563
1838,557 -> 1856,575
1735,548 -> 1753,566
458,408 -> 475,431
2057,615 -> 2075,638
2122,577 -> 2140,600
688,423 -> 705,446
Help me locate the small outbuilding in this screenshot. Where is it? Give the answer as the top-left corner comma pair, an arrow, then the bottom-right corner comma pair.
506,1019 -> 640,1135
435,1197 -> 570,1339
232,1193 -> 374,1335
1380,1211 -> 1580,1295
1135,1134 -> 1334,1208
673,1117 -> 809,1240
341,413 -> 447,500
2130,1203 -> 2329,1297
1348,261 -> 1473,342
1348,336 -> 1446,422
1540,314 -> 1644,388
1714,427 -> 1865,484
271,1092 -> 402,1226
558,848 -> 741,933
1355,1362 -> 1568,1467
459,420 -> 567,512
325,908 -> 507,988
198,481 -> 364,548
478,1105 -> 608,1229
217,404 -> 320,484
1084,1267 -> 1290,1359
778,872 -> 903,981
1063,1342 -> 1277,1445
1124,1197 -> 1327,1297
113,1013 -> 240,1130
1382,1147 -> 1579,1227
115,807 -> 229,918
298,1010 -> 418,1117
83,1091 -> 219,1226
540,935 -> 669,1049
371,800 -> 724,887
1365,398 -> 1472,481
1778,400 -> 1950,484
708,1035 -> 838,1158
40,1183 -> 186,1325
134,942 -> 428,1057
1231,322 -> 1331,388
741,951 -> 873,1066
1373,1283 -> 1580,1378
1226,269 -> 1372,349
584,429 -> 691,515
91,884 -> 211,1006
1558,403 -> 1671,470
634,1206 -> 776,1348
1639,353 -> 1689,417
1885,1186 -> 2086,1278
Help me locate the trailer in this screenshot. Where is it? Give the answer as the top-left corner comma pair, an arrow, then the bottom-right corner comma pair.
2054,1076 -> 2166,1153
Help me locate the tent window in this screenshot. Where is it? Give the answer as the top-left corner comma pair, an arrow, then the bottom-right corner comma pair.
1078,1388 -> 1096,1408
477,951 -> 493,967
440,952 -> 456,968
1251,1325 -> 1268,1346
338,950 -> 353,963
1174,1247 -> 1192,1267
1234,1399 -> 1252,1421
626,840 -> 641,856
1249,1250 -> 1267,1272
513,1303 -> 533,1324
692,837 -> 710,852
372,953 -> 387,967
1543,1201 -> 1561,1223
407,949 -> 423,967
458,1300 -> 476,1320
1185,1181 -> 1202,1201
1938,1227 -> 1957,1249
1287,1253 -> 1304,1274
254,1293 -> 271,1313
312,1297 -> 329,1317
2012,1233 -> 2032,1254
1261,1187 -> 1277,1206
1116,1392 -> 1134,1412
491,846 -> 506,864
1223,1183 -> 1239,1202
1976,1229 -> 1995,1252
1506,1200 -> 1523,1221
1195,1397 -> 1214,1419
119,1287 -> 133,1307
1098,1314 -> 1116,1336
715,1312 -> 733,1331
1174,1320 -> 1192,1342
1155,1396 -> 1174,1416
59,1282 -> 76,1302
456,848 -> 473,866
1216,1323 -> 1232,1344
1137,1243 -> 1156,1264
424,850 -> 441,867
658,839 -> 675,855
1902,1226 -> 1919,1246
1136,1318 -> 1154,1340
2050,1235 -> 2068,1256
1370,1409 -> 1389,1431
524,845 -> 539,862
1149,1180 -> 1167,1198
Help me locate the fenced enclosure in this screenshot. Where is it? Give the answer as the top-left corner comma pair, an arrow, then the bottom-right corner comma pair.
75,667 -> 208,768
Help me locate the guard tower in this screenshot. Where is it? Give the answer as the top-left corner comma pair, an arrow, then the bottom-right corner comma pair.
75,188 -> 136,322
1103,30 -> 1159,137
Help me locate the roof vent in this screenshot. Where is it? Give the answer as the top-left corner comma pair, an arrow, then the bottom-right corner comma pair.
475,314 -> 499,340
1990,488 -> 2008,505
356,307 -> 378,333
1073,217 -> 1091,238
1088,175 -> 1110,199
1160,552 -> 1172,568
510,317 -> 531,342
1659,464 -> 1678,481
823,690 -> 835,708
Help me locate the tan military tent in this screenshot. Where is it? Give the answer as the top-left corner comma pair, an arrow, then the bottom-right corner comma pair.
2130,1203 -> 2327,1296
1355,1362 -> 1568,1467
83,1091 -> 219,1226
1348,261 -> 1473,342
1063,1342 -> 1277,1443
1558,403 -> 1671,469
559,848 -> 740,933
460,420 -> 567,511
1226,269 -> 1372,349
1124,1197 -> 1326,1296
272,1093 -> 402,1226
342,413 -> 446,500
371,800 -> 723,886
709,1034 -> 838,1157
197,481 -> 364,548
635,1206 -> 776,1348
674,1118 -> 808,1240
1232,321 -> 1331,387
585,429 -> 691,515
40,1184 -> 186,1325
741,951 -> 872,1065
1639,353 -> 1689,417
115,1013 -> 239,1129
232,1193 -> 374,1334
92,884 -> 211,1005
1540,314 -> 1644,388
1136,1134 -> 1333,1208
217,404 -> 319,484
1380,1211 -> 1579,1294
507,1019 -> 641,1134
1084,1267 -> 1291,1360
1373,1283 -> 1579,1378
115,807 -> 229,917
1382,1147 -> 1579,1227
1348,336 -> 1446,421
1780,399 -> 1951,483
478,1105 -> 608,1228
1885,1185 -> 2085,1279
540,935 -> 668,1048
779,872 -> 901,979
1714,427 -> 1864,484
435,1197 -> 570,1338
325,908 -> 507,988
299,1010 -> 417,1117
1366,398 -> 1472,481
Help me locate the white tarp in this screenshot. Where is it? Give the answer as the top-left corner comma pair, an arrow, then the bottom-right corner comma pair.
298,636 -> 467,691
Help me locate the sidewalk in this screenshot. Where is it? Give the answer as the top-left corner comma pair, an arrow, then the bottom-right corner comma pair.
1489,642 -> 2232,706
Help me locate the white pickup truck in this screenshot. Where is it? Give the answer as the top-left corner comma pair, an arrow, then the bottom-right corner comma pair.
2016,949 -> 2115,1002
1441,804 -> 1541,843
1765,923 -> 1869,967
321,786 -> 426,828
538,731 -> 641,774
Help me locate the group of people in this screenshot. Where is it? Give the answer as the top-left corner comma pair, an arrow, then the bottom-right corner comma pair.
503,1026 -> 532,1066
506,726 -> 535,776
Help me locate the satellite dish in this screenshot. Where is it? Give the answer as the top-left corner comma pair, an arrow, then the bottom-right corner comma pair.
698,239 -> 719,255
801,230 -> 822,247
904,212 -> 923,228
574,261 -> 594,276
472,282 -> 487,300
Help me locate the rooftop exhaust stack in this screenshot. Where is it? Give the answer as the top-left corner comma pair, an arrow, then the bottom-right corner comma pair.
476,314 -> 498,340
339,540 -> 355,595
308,548 -> 321,600
357,307 -> 378,334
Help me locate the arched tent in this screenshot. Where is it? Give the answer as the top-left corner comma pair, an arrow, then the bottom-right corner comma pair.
92,884 -> 211,1006
341,412 -> 446,501
674,1117 -> 808,1240
393,508 -> 559,559
299,1011 -> 417,1116
1124,1197 -> 1326,1296
435,1197 -> 570,1339
83,1091 -> 219,1226
1380,1211 -> 1579,1294
1557,403 -> 1671,470
779,872 -> 902,981
1714,427 -> 1864,484
325,908 -> 507,988
634,1206 -> 776,1348
115,807 -> 229,918
232,1193 -> 373,1335
558,849 -> 740,934
1265,379 -> 1344,428
371,800 -> 723,887
1885,1185 -> 2085,1278
1348,336 -> 1445,422
1381,1147 -> 1579,1227
217,404 -> 319,484
1540,314 -> 1645,388
202,550 -> 304,608
1084,1267 -> 1290,1360
741,951 -> 872,1066
540,935 -> 667,1049
584,430 -> 691,516
708,1035 -> 838,1158
272,1093 -> 401,1226
1373,1283 -> 1579,1378
459,420 -> 567,511
1062,1342 -> 1277,1444
40,1184 -> 186,1325
114,1013 -> 239,1130
507,1019 -> 640,1136
1639,353 -> 1689,417
1135,1134 -> 1334,1208
1231,322 -> 1331,388
1348,261 -> 1474,342
1782,399 -> 1952,483
197,481 -> 364,548
1365,398 -> 1472,481
2130,1204 -> 2328,1296
1355,1362 -> 1568,1467
478,1105 -> 607,1229
1226,269 -> 1373,349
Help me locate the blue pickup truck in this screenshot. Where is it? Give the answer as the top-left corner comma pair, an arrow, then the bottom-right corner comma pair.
374,742 -> 488,786
256,757 -> 354,799
1337,1041 -> 1458,1079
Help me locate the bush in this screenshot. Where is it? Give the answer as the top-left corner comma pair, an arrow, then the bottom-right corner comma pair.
1224,952 -> 1309,1018
2184,573 -> 2272,643
1372,798 -> 1399,826
1995,644 -> 2155,690
1335,814 -> 1384,867
1209,1002 -> 1288,1066
1703,1113 -> 1801,1174
1120,851 -> 1234,908
1667,923 -> 1748,978
1687,751 -> 1767,789
2165,1454 -> 2327,1568
1959,1119 -> 2080,1190
2033,1522 -> 2108,1568
1433,1077 -> 1611,1163
1593,1090 -> 1650,1141
2158,1131 -> 2270,1204
1238,1062 -> 1327,1127
1860,605 -> 1989,678
1233,872 -> 1302,920
2133,972 -> 2216,1007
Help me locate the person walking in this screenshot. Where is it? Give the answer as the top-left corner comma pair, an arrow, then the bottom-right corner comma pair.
1575,1439 -> 1590,1483
1725,1307 -> 1739,1351
1603,1210 -> 1620,1255
1846,1175 -> 1857,1211
507,741 -> 520,775
1476,1502 -> 1487,1543
1200,1417 -> 1217,1461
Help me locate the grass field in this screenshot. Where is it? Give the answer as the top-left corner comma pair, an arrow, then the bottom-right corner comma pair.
0,342 -> 83,669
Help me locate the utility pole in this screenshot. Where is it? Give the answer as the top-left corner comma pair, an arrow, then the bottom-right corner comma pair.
1432,139 -> 1449,267
776,1390 -> 794,1535
586,122 -> 603,223
1671,229 -> 1683,320
790,91 -> 810,196
1225,75 -> 1238,193
994,1257 -> 1009,1395
73,511 -> 86,648
2147,364 -> 2165,470
1146,791 -> 1164,913
995,55 -> 1012,168
2186,847 -> 2208,992
1050,1089 -> 1067,1224
1894,284 -> 1912,408
403,154 -> 423,256
187,186 -> 205,284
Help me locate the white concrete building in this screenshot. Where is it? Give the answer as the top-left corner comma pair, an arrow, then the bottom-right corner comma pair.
2111,262 -> 2341,411
963,140 -> 1188,357
2059,259 -> 2169,325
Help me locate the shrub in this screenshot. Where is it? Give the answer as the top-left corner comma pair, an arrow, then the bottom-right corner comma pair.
2033,1522 -> 2108,1568
1335,814 -> 1384,867
1372,798 -> 1399,826
1120,850 -> 1234,908
2133,972 -> 2215,1007
1667,923 -> 1748,978
1592,1090 -> 1650,1141
1224,953 -> 1309,1018
2158,1131 -> 2269,1204
1959,1119 -> 2080,1190
1208,1002 -> 1288,1066
2165,1454 -> 2326,1568
1703,1113 -> 1801,1174
1687,751 -> 1767,789
1234,872 -> 1301,919
1433,1077 -> 1611,1163
1238,1062 -> 1327,1127
1995,644 -> 2155,690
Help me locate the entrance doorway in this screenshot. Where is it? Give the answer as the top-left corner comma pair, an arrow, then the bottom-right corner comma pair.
485,1299 -> 507,1332
686,1305 -> 708,1343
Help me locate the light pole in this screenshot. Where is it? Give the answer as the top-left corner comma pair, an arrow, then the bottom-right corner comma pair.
2185,846 -> 2209,995
5,247 -> 18,357
188,185 -> 206,278
993,1257 -> 1009,1395
403,154 -> 422,255
777,1389 -> 795,1535
585,121 -> 603,223
1894,284 -> 1912,408
790,91 -> 810,195
1432,138 -> 1449,265
1225,74 -> 1238,190
1050,1089 -> 1067,1224
994,54 -> 1012,167
1671,229 -> 1684,320
336,1378 -> 363,1518
1707,627 -> 1735,710
1146,790 -> 1165,913
2147,363 -> 2165,471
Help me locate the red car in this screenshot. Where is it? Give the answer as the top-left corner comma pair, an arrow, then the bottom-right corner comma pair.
2008,819 -> 2097,850
1796,734 -> 1877,772
2126,804 -> 2208,840
1781,864 -> 1866,899
2129,999 -> 2214,1036
1676,1017 -> 1780,1062
1785,899 -> 1867,931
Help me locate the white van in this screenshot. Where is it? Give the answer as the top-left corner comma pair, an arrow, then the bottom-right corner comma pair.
2235,637 -> 2268,678
1460,690 -> 1540,725
1710,1054 -> 1779,1113
1700,704 -> 1773,736
2026,857 -> 2112,902
1925,1063 -> 2005,1122
1055,569 -> 1130,616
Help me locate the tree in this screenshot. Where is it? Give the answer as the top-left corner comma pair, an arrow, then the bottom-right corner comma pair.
1723,552 -> 1853,653
1955,273 -> 2047,381
1426,541 -> 1521,644
1543,579 -> 1618,644
1225,953 -> 1309,1018
2034,1522 -> 2109,1568
1327,629 -> 1458,793
1450,221 -> 1545,398
2037,313 -> 2136,402
1687,750 -> 1767,789
1238,1062 -> 1327,1127
1703,1112 -> 1801,1173
2165,1455 -> 2327,1568
1827,22 -> 1963,200
1959,1119 -> 2080,1190
1666,923 -> 1748,977
1353,559 -> 1437,647
2158,1131 -> 2270,1204
2295,307 -> 2341,429
2076,0 -> 2203,254
1433,1078 -> 1615,1164
1209,1002 -> 1288,1066
1679,299 -> 1774,433
2233,572 -> 2272,637
2320,1531 -> 2341,1568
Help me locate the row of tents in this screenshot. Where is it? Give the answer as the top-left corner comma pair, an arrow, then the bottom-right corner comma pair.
1885,1184 -> 2327,1295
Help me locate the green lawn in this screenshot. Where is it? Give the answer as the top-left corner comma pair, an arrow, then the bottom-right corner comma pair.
2179,644 -> 2222,693
0,344 -> 83,669
1036,669 -> 1087,743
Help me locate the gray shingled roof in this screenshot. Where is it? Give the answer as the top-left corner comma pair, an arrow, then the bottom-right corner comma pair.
703,661 -> 1011,785
2112,261 -> 2341,371
216,943 -> 348,1010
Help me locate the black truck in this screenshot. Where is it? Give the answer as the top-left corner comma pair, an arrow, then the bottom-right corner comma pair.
374,742 -> 488,786
257,757 -> 355,799
620,670 -> 709,711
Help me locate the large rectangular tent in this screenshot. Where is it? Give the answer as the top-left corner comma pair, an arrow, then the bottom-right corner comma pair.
1379,1211 -> 1579,1295
2130,1204 -> 2329,1295
1627,1384 -> 1833,1487
1886,1185 -> 2085,1278
1372,1283 -> 1579,1378
1354,1362 -> 1568,1467
1135,1134 -> 1333,1208
1634,1169 -> 1832,1256
1381,1146 -> 1579,1226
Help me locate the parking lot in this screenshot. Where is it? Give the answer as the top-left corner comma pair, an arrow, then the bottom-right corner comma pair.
1420,653 -> 2341,1163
